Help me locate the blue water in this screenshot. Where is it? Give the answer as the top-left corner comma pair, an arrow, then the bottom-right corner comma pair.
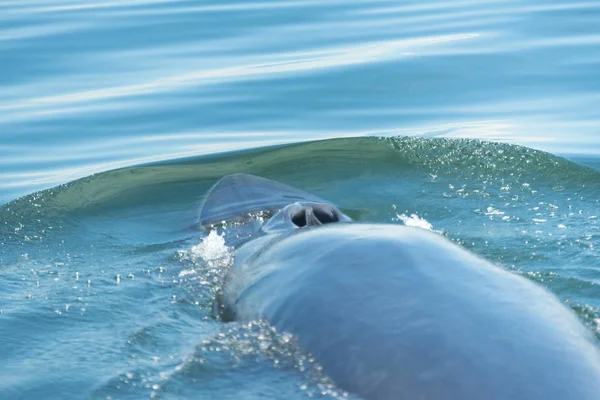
2,1 -> 600,399
2,0 -> 600,203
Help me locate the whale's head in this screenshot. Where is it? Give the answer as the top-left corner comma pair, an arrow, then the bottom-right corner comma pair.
262,202 -> 351,234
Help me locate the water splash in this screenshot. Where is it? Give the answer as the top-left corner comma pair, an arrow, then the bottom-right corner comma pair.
176,230 -> 234,314
395,212 -> 438,232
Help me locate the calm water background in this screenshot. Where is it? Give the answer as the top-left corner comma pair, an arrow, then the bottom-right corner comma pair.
2,0 -> 600,203
2,0 -> 600,399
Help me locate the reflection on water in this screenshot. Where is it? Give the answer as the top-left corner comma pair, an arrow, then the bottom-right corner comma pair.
2,0 -> 600,203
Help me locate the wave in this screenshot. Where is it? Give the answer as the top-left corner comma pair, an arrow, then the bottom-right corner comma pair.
4,136 -> 599,213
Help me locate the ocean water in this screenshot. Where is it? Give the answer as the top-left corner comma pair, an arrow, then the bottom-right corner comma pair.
2,0 -> 600,399
3,0 -> 600,203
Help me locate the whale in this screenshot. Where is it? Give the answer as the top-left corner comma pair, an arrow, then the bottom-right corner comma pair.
200,173 -> 600,400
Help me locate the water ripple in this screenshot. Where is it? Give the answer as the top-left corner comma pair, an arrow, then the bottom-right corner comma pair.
0,33 -> 480,118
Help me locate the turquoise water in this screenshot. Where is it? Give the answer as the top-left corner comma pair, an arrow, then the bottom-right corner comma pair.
2,0 -> 600,399
2,0 -> 600,203
3,137 -> 600,398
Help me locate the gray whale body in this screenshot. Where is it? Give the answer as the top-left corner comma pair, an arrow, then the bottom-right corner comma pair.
202,174 -> 600,400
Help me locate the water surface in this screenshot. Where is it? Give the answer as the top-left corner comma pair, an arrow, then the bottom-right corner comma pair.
2,1 -> 600,399
2,0 -> 600,203
2,137 -> 600,399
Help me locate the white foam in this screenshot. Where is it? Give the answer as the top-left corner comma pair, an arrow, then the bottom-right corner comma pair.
485,206 -> 505,216
396,213 -> 435,231
178,230 -> 233,279
190,230 -> 230,262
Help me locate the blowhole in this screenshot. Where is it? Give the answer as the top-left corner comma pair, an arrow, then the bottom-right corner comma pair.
291,208 -> 308,227
290,205 -> 340,227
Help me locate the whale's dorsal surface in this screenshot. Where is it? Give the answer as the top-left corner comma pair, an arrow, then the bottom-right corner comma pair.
224,224 -> 600,400
199,174 -> 600,400
199,174 -> 327,226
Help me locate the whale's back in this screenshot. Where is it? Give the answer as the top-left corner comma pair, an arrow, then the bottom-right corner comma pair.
226,224 -> 600,400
